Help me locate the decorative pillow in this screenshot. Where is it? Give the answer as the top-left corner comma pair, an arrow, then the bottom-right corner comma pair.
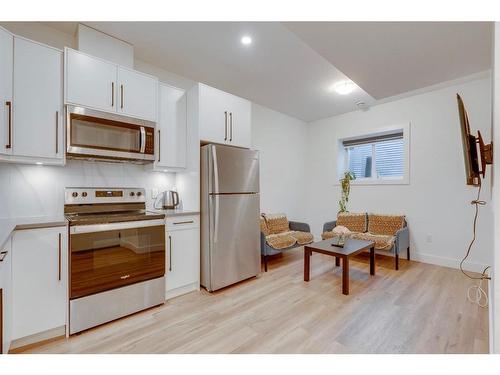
368,214 -> 405,236
263,213 -> 290,234
336,212 -> 367,233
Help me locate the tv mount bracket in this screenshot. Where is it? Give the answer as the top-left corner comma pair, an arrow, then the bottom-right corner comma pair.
476,130 -> 493,178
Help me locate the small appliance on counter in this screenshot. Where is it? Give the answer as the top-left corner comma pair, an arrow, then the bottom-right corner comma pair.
162,190 -> 180,209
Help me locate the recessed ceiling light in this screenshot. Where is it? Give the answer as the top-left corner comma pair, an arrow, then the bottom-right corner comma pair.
241,36 -> 252,45
36,162 -> 43,165
332,80 -> 357,95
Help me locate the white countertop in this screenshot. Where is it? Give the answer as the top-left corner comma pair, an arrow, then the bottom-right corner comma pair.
0,215 -> 68,248
150,209 -> 200,217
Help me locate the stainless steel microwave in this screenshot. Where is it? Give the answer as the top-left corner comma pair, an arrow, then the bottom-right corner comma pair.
66,105 -> 156,163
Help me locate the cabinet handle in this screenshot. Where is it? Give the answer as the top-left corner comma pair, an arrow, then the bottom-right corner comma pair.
224,111 -> 228,141
111,82 -> 115,107
58,233 -> 61,281
120,85 -> 124,109
5,101 -> 12,149
173,220 -> 194,225
230,112 -> 233,142
168,235 -> 172,271
55,111 -> 59,154
158,129 -> 161,162
0,251 -> 7,262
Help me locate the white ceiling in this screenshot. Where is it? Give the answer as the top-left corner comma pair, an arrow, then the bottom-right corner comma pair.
44,22 -> 492,122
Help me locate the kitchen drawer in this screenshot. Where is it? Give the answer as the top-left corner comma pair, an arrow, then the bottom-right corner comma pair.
166,215 -> 200,231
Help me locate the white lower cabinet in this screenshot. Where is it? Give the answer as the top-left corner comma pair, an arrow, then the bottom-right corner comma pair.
0,237 -> 12,354
165,215 -> 200,299
11,227 -> 68,344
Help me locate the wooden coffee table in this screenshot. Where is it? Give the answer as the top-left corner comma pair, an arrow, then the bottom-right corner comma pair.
304,238 -> 375,295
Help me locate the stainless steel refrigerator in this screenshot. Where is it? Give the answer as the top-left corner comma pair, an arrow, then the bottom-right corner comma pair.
201,144 -> 260,292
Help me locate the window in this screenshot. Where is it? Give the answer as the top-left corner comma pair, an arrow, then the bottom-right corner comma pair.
343,131 -> 405,181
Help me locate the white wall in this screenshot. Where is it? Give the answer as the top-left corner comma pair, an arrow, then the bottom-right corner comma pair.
306,77 -> 493,272
492,22 -> 500,354
251,103 -> 309,222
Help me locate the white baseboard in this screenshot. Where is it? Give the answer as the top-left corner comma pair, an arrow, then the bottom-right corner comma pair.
411,251 -> 489,274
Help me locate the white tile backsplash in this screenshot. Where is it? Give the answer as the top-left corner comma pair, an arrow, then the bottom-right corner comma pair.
0,160 -> 176,218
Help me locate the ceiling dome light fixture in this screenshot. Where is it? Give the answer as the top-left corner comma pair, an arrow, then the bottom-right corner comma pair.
333,80 -> 356,95
241,35 -> 252,45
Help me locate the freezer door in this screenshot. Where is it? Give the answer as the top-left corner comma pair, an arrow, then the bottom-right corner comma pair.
208,193 -> 260,291
208,144 -> 259,194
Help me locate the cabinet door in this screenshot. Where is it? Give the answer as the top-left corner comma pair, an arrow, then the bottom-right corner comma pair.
157,84 -> 187,169
1,237 -> 12,354
117,67 -> 158,121
228,95 -> 251,148
0,28 -> 13,156
166,225 -> 200,293
12,227 -> 67,340
199,84 -> 230,145
65,48 -> 117,113
13,38 -> 63,159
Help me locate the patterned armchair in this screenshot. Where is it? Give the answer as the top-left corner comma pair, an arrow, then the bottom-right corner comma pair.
260,213 -> 314,272
322,212 -> 409,270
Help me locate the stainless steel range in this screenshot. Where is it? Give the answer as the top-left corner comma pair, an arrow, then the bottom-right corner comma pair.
65,187 -> 166,334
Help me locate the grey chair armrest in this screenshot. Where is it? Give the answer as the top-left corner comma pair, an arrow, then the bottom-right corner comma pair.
289,221 -> 310,232
260,231 -> 267,255
323,220 -> 337,233
395,226 -> 409,254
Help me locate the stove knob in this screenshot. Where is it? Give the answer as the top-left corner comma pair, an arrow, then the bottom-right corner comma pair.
137,191 -> 142,197
82,192 -> 88,197
72,192 -> 78,198
130,192 -> 135,197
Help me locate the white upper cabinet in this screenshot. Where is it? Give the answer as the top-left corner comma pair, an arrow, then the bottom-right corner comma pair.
0,28 -> 13,156
65,48 -> 116,113
156,83 -> 187,170
65,48 -> 158,122
12,227 -> 68,342
117,67 -> 158,121
13,37 -> 63,160
197,83 -> 252,148
0,32 -> 64,165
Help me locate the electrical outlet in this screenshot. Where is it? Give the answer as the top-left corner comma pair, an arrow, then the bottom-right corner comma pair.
426,234 -> 432,243
151,188 -> 159,199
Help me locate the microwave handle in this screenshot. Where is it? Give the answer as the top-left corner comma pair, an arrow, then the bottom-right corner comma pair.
140,127 -> 146,153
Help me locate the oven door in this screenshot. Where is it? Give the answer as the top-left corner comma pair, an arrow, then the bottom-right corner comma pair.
70,219 -> 165,299
66,106 -> 155,162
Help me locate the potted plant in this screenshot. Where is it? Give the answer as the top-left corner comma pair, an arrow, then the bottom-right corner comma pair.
339,171 -> 356,213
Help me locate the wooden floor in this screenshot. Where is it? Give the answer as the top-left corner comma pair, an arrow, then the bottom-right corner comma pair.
18,248 -> 489,354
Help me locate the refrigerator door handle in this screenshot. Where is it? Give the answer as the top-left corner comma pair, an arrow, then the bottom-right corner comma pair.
213,195 -> 220,244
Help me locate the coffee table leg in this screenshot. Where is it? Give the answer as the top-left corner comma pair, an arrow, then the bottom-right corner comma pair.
370,246 -> 375,276
335,256 -> 340,267
342,257 -> 349,295
304,248 -> 310,281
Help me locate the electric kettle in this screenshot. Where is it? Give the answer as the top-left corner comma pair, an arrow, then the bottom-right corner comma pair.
162,190 -> 180,209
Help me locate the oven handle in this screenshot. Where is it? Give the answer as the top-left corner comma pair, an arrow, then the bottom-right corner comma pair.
70,219 -> 165,234
140,126 -> 146,154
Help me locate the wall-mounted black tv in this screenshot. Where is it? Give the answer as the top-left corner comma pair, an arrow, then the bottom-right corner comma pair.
457,94 -> 492,186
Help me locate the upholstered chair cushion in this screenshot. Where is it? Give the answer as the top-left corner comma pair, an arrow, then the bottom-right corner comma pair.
263,213 -> 290,234
368,214 -> 405,236
351,232 -> 395,251
336,212 -> 367,233
265,233 -> 297,250
290,231 -> 314,245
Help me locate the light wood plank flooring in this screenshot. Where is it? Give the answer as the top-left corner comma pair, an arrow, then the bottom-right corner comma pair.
17,248 -> 489,354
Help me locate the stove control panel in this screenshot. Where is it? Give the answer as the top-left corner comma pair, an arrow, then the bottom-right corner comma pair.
65,188 -> 146,205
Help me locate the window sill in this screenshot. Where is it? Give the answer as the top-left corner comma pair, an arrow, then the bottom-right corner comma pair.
334,177 -> 409,186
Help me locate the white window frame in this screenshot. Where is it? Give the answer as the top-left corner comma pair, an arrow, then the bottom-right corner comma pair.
337,123 -> 410,186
